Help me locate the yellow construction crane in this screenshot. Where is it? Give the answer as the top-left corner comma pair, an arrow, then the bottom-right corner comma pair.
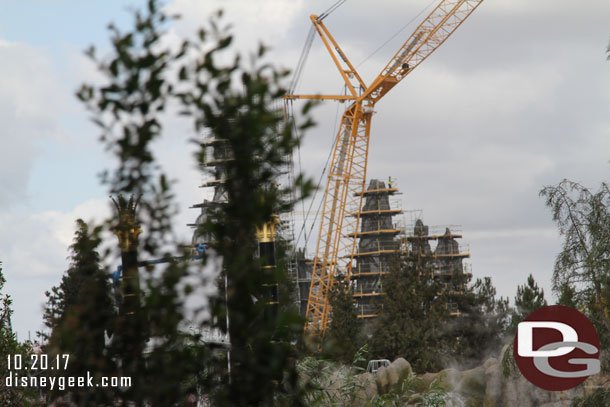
286,0 -> 485,337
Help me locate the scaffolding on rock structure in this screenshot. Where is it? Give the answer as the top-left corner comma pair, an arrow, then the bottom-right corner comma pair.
349,179 -> 404,319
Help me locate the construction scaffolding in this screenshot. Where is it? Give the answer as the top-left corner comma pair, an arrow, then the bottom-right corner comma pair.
404,219 -> 472,316
349,179 -> 404,319
189,136 -> 231,245
190,131 -> 301,315
292,179 -> 474,321
294,252 -> 313,316
190,145 -> 475,322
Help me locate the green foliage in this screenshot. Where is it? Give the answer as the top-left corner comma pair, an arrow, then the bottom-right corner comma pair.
77,0 -> 177,199
571,387 -> 610,407
368,374 -> 447,407
541,178 -> 610,371
0,262 -> 35,406
508,274 -> 547,333
72,0 -> 314,405
445,276 -> 511,368
351,344 -> 370,372
295,349 -> 447,407
326,275 -> 363,364
173,9 -> 313,405
421,378 -> 449,407
370,251 -> 510,371
370,254 -> 447,372
77,6 -> 197,403
501,343 -> 519,379
294,356 -> 364,406
42,220 -> 116,405
557,282 -> 578,308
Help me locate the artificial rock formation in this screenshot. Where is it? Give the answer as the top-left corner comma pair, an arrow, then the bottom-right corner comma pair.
321,349 -> 609,406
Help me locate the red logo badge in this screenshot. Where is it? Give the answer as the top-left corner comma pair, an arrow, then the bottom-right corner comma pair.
513,305 -> 600,391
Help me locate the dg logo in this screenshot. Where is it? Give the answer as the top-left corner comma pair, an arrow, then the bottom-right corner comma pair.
514,305 -> 600,391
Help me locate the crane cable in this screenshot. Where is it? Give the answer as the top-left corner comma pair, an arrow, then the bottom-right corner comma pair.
294,0 -> 436,245
288,0 -> 348,252
355,0 -> 437,68
292,93 -> 343,252
289,0 -> 349,95
288,25 -> 315,96
318,0 -> 348,21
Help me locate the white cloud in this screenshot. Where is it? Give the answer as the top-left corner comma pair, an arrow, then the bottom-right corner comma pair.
286,0 -> 610,310
3,0 -> 610,339
1,199 -> 110,278
166,0 -> 305,45
0,198 -> 111,339
0,39 -> 72,208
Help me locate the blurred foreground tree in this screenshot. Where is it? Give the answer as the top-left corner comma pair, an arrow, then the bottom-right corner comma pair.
178,26 -> 313,403
72,0 -> 313,405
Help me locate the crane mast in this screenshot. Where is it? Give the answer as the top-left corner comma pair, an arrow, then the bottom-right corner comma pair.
287,0 -> 484,337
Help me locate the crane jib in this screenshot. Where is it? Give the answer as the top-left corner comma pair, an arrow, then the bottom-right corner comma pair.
392,32 -> 423,70
297,0 -> 485,338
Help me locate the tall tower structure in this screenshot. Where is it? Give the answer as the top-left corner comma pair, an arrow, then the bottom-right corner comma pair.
294,251 -> 313,316
189,132 -> 298,315
190,136 -> 230,245
111,195 -> 142,319
349,179 -> 403,318
405,219 -> 471,315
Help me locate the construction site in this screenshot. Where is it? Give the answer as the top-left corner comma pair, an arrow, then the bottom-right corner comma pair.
188,0 -> 484,340
6,0 -> 610,405
192,160 -> 472,321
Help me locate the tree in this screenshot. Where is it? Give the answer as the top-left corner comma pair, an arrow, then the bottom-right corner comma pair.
0,262 -> 34,406
556,281 -> 578,308
182,34 -> 312,406
551,42 -> 610,407
540,178 -> 610,370
446,276 -> 511,368
325,275 -> 362,364
42,219 -> 116,406
75,0 -> 314,405
508,274 -> 547,333
370,255 -> 447,372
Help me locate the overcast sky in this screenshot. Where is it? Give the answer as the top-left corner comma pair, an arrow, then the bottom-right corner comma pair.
1,0 -> 609,339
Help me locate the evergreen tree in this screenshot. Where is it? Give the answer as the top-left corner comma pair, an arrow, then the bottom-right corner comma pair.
446,276 -> 510,368
42,219 -> 116,405
187,49 -> 312,406
370,255 -> 447,372
0,262 -> 34,405
76,1 -> 314,404
508,274 -> 547,333
326,274 -> 362,363
557,281 -> 578,308
368,253 -> 510,370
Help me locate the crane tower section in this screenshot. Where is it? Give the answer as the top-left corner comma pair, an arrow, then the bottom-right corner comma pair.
287,0 -> 484,337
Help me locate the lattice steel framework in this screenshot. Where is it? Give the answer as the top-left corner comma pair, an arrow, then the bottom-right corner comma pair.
286,0 -> 485,337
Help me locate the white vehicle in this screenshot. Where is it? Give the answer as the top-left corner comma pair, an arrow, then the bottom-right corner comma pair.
366,359 -> 390,374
